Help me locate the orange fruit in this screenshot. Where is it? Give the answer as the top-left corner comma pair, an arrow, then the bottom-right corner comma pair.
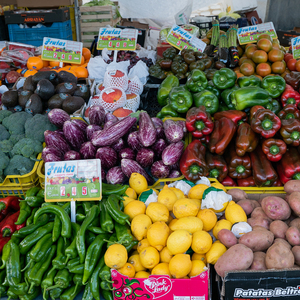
49,61 -> 63,68
113,108 -> 133,118
27,57 -> 43,70
71,55 -> 85,66
24,69 -> 37,77
65,69 -> 78,78
74,66 -> 88,78
102,88 -> 123,103
82,48 -> 91,61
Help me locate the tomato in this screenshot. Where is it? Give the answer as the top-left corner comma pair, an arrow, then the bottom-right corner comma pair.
287,59 -> 297,71
245,45 -> 258,59
284,53 -> 293,64
271,61 -> 286,74
257,34 -> 273,42
295,60 -> 300,72
256,63 -> 272,77
257,39 -> 272,53
252,50 -> 268,63
240,63 -> 255,76
268,49 -> 284,62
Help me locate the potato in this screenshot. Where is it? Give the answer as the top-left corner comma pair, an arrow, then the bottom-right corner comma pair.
252,225 -> 268,231
287,192 -> 300,217
292,246 -> 300,265
261,196 -> 291,220
247,217 -> 270,230
269,220 -> 289,239
236,199 -> 257,215
218,229 -> 237,248
289,218 -> 300,230
265,243 -> 294,269
214,244 -> 253,277
273,238 -> 292,250
251,207 -> 271,221
250,252 -> 266,270
286,226 -> 300,246
239,229 -> 274,251
284,180 -> 300,194
227,189 -> 248,202
251,200 -> 261,209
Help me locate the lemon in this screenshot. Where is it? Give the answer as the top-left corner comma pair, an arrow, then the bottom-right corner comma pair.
131,250 -> 139,255
124,200 -> 146,221
160,247 -> 173,263
157,185 -> 178,211
128,254 -> 146,272
211,182 -> 227,192
137,239 -> 150,253
151,263 -> 171,276
190,199 -> 201,210
166,214 -> 174,225
173,198 -> 199,219
225,201 -> 247,224
167,230 -> 192,255
146,202 -> 169,223
169,254 -> 192,278
192,230 -> 212,254
212,219 -> 232,239
125,188 -> 137,199
140,246 -> 160,269
129,173 -> 148,194
192,253 -> 207,264
211,202 -> 229,213
135,271 -> 150,278
189,260 -> 206,277
131,214 -> 152,241
169,187 -> 185,200
105,244 -> 128,269
169,216 -> 203,234
197,209 -> 217,231
168,218 -> 177,229
147,221 -> 169,251
117,263 -> 135,277
123,196 -> 135,207
188,184 -> 209,199
206,241 -> 227,264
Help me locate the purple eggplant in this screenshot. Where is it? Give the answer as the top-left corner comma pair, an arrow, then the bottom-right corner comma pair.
127,131 -> 143,151
151,160 -> 170,179
151,117 -> 163,128
64,150 -> 81,160
138,112 -> 156,147
136,148 -> 154,168
43,153 -> 61,162
119,148 -> 135,160
105,112 -> 118,123
96,146 -> 117,169
162,141 -> 184,166
48,108 -> 70,128
177,120 -> 187,134
91,130 -> 102,141
103,119 -> 118,130
86,125 -> 102,141
171,161 -> 180,171
80,141 -> 96,159
42,147 -> 62,161
44,130 -> 71,155
63,120 -> 86,150
54,129 -> 65,138
106,166 -> 126,185
121,159 -> 154,184
111,138 -> 125,152
88,105 -> 106,125
101,169 -> 106,182
163,119 -> 184,143
151,139 -> 168,159
168,170 -> 181,178
71,119 -> 88,133
156,127 -> 165,140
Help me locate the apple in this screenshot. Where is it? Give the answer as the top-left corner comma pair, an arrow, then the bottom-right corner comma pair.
102,88 -> 123,103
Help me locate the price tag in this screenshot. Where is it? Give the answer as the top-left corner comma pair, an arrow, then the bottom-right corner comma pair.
41,37 -> 83,64
237,22 -> 277,45
45,159 -> 102,202
97,27 -> 138,51
292,36 -> 300,59
166,24 -> 207,53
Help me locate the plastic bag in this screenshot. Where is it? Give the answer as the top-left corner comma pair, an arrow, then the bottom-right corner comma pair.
87,56 -> 108,80
231,222 -> 252,238
135,48 -> 156,64
168,180 -> 193,196
106,60 -> 130,76
201,187 -> 232,211
128,60 -> 148,85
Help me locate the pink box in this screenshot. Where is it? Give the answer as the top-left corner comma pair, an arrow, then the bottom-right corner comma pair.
111,269 -> 210,300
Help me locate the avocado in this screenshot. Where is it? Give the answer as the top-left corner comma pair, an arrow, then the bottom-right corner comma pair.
73,84 -> 90,102
18,90 -> 33,108
55,82 -> 77,95
2,91 -> 18,108
57,70 -> 77,83
48,93 -> 71,109
35,79 -> 55,101
25,94 -> 43,115
23,76 -> 36,92
32,71 -> 57,85
62,96 -> 85,114
17,87 -> 24,97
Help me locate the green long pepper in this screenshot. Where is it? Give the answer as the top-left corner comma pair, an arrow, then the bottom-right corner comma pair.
41,269 -> 57,300
65,222 -> 80,263
46,268 -> 72,290
6,242 -> 21,286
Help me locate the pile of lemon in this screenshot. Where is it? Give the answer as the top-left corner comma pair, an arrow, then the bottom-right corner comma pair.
104,173 -> 247,279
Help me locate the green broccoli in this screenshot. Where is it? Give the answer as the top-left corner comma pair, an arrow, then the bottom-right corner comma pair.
9,134 -> 26,145
25,114 -> 57,143
2,111 -> 33,135
11,138 -> 43,160
4,155 -> 35,176
0,110 -> 12,123
0,140 -> 13,155
0,150 -> 9,182
0,125 -> 10,141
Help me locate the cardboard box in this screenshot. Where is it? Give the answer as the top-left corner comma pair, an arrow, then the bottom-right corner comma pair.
277,29 -> 300,47
16,0 -> 74,8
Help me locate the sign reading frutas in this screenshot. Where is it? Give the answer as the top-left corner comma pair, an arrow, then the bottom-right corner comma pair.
166,24 -> 207,53
237,22 -> 277,45
97,27 -> 138,51
41,37 -> 83,64
45,159 -> 102,202
292,36 -> 300,59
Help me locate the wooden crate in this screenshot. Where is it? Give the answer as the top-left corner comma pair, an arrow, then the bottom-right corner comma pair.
80,5 -> 121,48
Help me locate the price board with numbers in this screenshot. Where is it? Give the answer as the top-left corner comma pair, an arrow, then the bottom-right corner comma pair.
292,36 -> 300,59
45,159 -> 102,202
41,37 -> 83,64
97,27 -> 138,51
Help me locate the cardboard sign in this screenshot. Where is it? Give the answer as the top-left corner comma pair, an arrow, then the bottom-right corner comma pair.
41,37 -> 83,64
45,159 -> 102,202
97,27 -> 138,51
292,36 -> 300,59
237,22 -> 277,45
166,24 -> 207,53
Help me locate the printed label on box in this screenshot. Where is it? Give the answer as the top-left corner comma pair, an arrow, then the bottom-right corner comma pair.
292,36 -> 300,59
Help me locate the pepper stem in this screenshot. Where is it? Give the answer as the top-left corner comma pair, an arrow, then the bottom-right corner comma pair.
21,259 -> 32,272
189,164 -> 202,175
29,283 -> 35,294
195,120 -> 205,131
2,228 -> 11,237
0,202 -> 6,211
236,165 -> 246,174
291,131 -> 300,141
64,256 -> 70,265
264,180 -> 271,186
126,220 -> 131,226
209,169 -> 220,179
261,119 -> 273,130
46,284 -> 60,291
293,173 -> 300,180
43,288 -> 48,300
269,145 -> 280,155
287,98 -> 296,105
285,113 -> 295,119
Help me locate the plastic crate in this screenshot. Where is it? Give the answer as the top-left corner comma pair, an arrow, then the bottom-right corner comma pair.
8,20 -> 73,47
219,17 -> 248,30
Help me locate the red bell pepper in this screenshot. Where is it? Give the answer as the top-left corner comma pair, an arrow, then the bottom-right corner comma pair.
220,175 -> 237,187
277,147 -> 300,183
206,152 -> 228,182
213,110 -> 248,125
249,105 -> 265,121
284,71 -> 300,90
179,140 -> 208,182
278,104 -> 300,120
1,211 -> 19,237
280,119 -> 300,146
235,123 -> 259,157
272,179 -> 283,187
0,196 -> 20,213
16,222 -> 26,231
281,83 -> 300,106
0,237 -> 11,253
0,212 -> 13,229
237,176 -> 256,187
186,106 -> 214,138
262,138 -> 287,162
198,135 -> 210,145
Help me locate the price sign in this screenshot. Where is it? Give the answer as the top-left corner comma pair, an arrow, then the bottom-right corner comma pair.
292,36 -> 300,59
237,22 -> 277,45
97,27 -> 138,51
41,37 -> 83,64
45,159 -> 102,202
166,24 -> 207,53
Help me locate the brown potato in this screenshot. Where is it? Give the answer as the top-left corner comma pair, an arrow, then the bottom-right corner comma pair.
251,200 -> 261,209
292,246 -> 300,265
289,218 -> 300,230
273,238 -> 292,250
252,225 -> 268,231
269,220 -> 289,239
261,196 -> 291,220
250,252 -> 267,270
237,199 -> 257,215
284,180 -> 300,194
227,189 -> 248,202
239,229 -> 274,251
251,207 -> 271,220
285,226 -> 300,246
265,243 -> 294,269
287,192 -> 300,217
247,217 -> 270,230
218,229 -> 237,248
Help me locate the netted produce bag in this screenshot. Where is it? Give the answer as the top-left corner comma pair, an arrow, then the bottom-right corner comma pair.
127,75 -> 143,95
99,87 -> 126,112
124,92 -> 140,112
103,69 -> 128,91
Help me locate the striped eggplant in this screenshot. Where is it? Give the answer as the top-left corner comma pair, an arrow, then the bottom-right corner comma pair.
43,153 -> 61,163
63,120 -> 86,150
80,141 -> 96,159
162,141 -> 185,166
96,146 -> 118,169
106,166 -> 126,185
168,170 -> 181,178
151,139 -> 168,159
103,119 -> 118,130
127,131 -> 143,151
86,125 -> 102,141
119,148 -> 135,160
48,108 -> 70,128
151,161 -> 170,179
88,105 -> 106,125
44,130 -> 70,155
105,112 -> 118,123
136,148 -> 155,168
111,138 -> 125,152
163,119 -> 184,143
71,119 -> 88,133
151,117 -> 163,128
42,147 -> 62,161
138,112 -> 156,147
121,159 -> 154,184
177,120 -> 187,134
64,150 -> 81,160
156,127 -> 165,139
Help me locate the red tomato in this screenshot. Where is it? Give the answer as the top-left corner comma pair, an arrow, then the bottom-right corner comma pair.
284,53 -> 293,64
287,59 -> 297,71
296,60 -> 300,72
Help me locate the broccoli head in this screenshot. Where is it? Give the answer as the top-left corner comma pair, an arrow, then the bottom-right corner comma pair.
0,124 -> 10,141
9,134 -> 26,145
2,111 -> 33,135
0,150 -> 9,179
0,110 -> 12,123
25,114 -> 57,143
4,155 -> 34,176
0,140 -> 13,155
11,138 -> 43,160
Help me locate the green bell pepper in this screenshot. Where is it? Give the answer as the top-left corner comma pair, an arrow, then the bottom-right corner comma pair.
261,75 -> 286,98
237,75 -> 262,88
231,86 -> 271,110
206,81 -> 221,99
193,89 -> 219,114
265,98 -> 281,114
156,104 -> 179,119
157,75 -> 179,106
221,85 -> 239,110
212,68 -> 237,90
186,69 -> 208,93
169,86 -> 193,113
218,102 -> 229,111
